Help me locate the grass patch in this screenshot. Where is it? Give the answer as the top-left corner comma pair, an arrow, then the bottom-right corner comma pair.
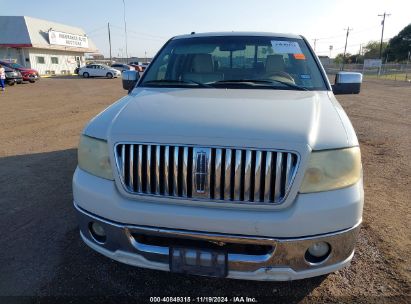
365,73 -> 410,81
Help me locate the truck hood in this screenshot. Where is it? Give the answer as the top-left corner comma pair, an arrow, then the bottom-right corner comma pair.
17,67 -> 38,74
86,88 -> 355,151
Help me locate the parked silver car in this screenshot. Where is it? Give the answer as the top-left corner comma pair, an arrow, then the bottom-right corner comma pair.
78,64 -> 121,79
110,63 -> 135,73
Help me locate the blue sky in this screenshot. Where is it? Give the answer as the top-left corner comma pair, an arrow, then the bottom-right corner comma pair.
1,0 -> 410,58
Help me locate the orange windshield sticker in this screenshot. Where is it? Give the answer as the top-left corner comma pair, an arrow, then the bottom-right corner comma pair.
294,53 -> 306,60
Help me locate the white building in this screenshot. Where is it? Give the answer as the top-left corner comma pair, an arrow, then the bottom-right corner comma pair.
0,16 -> 98,75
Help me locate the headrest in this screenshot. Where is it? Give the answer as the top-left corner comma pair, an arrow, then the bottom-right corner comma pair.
266,55 -> 285,72
192,54 -> 213,73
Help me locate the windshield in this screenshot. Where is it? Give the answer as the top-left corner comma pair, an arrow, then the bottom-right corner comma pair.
140,35 -> 327,90
3,62 -> 24,69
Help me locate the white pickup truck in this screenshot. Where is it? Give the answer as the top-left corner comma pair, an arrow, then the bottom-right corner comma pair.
73,32 -> 364,281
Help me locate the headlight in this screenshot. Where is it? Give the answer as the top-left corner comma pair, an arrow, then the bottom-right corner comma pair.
78,135 -> 113,180
300,147 -> 361,193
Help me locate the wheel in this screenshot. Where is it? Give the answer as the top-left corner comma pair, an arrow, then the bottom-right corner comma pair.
29,80 -> 35,83
83,72 -> 89,78
8,81 -> 16,86
106,72 -> 113,79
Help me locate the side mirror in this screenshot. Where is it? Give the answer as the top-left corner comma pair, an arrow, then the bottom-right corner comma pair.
122,70 -> 140,92
332,72 -> 362,95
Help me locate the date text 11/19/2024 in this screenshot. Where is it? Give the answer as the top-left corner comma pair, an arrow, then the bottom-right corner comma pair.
149,296 -> 257,303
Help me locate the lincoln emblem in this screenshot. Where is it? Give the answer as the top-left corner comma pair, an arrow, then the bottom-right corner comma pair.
194,150 -> 208,193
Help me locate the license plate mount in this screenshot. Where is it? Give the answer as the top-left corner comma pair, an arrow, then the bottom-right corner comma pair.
170,247 -> 227,278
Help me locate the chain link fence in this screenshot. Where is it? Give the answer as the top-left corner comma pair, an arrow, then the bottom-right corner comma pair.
323,63 -> 411,82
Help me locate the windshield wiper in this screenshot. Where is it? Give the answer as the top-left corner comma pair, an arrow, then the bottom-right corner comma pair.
142,79 -> 211,88
210,79 -> 308,91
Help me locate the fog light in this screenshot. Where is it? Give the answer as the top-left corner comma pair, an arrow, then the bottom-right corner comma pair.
308,242 -> 330,257
305,242 -> 331,264
89,222 -> 106,243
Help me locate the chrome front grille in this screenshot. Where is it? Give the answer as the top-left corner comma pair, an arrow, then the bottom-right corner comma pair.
115,143 -> 299,204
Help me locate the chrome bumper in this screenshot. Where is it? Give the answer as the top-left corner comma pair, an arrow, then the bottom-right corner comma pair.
75,203 -> 360,281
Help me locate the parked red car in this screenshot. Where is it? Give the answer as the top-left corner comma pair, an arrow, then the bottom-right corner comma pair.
0,61 -> 39,83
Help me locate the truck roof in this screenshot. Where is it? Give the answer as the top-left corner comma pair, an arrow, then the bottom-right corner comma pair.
172,31 -> 302,40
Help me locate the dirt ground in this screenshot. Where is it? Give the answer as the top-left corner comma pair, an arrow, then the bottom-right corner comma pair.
0,77 -> 410,303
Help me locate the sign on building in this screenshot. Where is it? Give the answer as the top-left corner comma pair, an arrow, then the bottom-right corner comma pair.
364,59 -> 382,68
48,30 -> 89,48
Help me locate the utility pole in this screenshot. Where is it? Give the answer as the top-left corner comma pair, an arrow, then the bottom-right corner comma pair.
342,27 -> 353,70
378,12 -> 391,59
357,44 -> 362,63
107,22 -> 112,62
122,0 -> 129,63
313,38 -> 318,52
406,50 -> 410,81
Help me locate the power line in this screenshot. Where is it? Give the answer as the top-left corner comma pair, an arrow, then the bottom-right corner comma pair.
110,24 -> 168,40
314,25 -> 379,42
316,37 -> 391,54
85,25 -> 107,35
109,28 -> 166,42
315,33 -> 347,41
351,25 -> 380,35
86,32 -> 109,38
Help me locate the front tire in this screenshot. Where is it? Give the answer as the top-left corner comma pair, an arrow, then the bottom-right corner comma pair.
83,72 -> 90,78
106,72 -> 113,79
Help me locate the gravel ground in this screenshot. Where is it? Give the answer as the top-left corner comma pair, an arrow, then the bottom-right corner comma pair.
0,77 -> 409,303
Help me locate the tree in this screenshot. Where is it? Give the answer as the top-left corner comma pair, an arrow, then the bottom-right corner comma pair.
334,53 -> 344,64
363,41 -> 388,59
348,53 -> 364,64
334,53 -> 359,64
385,23 -> 411,62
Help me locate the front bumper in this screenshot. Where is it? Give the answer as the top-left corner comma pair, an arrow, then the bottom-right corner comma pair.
73,168 -> 363,238
75,203 -> 360,281
22,74 -> 38,81
6,78 -> 18,84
